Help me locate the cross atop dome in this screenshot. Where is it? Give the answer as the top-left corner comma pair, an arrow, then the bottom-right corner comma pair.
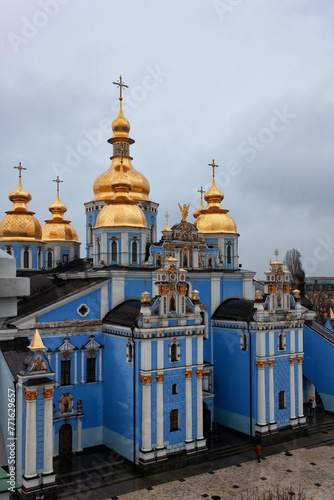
113,75 -> 129,101
209,159 -> 218,178
14,162 -> 26,179
53,175 -> 63,194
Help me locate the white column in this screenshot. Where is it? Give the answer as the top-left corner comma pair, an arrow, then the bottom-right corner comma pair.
290,357 -> 297,424
55,352 -> 59,387
297,356 -> 304,418
77,417 -> 83,452
196,369 -> 205,448
255,360 -> 268,433
24,390 -> 38,478
140,375 -> 153,453
268,360 -> 275,422
43,388 -> 55,480
156,374 -> 165,454
74,351 -> 78,385
99,349 -> 103,382
185,370 -> 193,444
81,350 -> 85,384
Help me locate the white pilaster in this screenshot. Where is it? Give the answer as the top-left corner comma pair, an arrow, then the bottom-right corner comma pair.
139,375 -> 154,462
42,388 -> 56,485
81,350 -> 85,384
101,282 -> 109,318
185,370 -> 195,452
268,360 -> 277,432
74,351 -> 78,385
156,374 -> 166,459
255,360 -> 269,434
157,339 -> 164,370
297,356 -> 305,424
99,349 -> 103,382
196,369 -> 206,449
77,416 -> 83,452
55,352 -> 59,387
290,357 -> 298,426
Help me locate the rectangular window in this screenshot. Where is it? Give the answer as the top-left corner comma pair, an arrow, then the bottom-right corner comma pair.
61,360 -> 71,386
279,390 -> 286,409
86,357 -> 96,383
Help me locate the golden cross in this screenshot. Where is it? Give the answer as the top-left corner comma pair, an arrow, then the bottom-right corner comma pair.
274,249 -> 279,257
14,162 -> 26,179
198,186 -> 205,201
113,75 -> 129,101
53,175 -> 63,194
165,212 -> 169,224
208,159 -> 218,178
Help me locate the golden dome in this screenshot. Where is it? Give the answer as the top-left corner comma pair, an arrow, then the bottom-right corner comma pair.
95,161 -> 147,229
42,178 -> 78,242
0,166 -> 42,241
196,161 -> 237,234
93,92 -> 151,202
193,187 -> 205,219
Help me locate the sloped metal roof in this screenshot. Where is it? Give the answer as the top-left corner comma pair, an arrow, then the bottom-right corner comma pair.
212,298 -> 255,322
103,299 -> 142,328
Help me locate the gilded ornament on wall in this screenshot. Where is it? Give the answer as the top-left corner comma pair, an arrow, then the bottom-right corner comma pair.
59,392 -> 74,414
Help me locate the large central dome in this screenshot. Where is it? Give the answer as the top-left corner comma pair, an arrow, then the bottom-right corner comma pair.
93,99 -> 150,202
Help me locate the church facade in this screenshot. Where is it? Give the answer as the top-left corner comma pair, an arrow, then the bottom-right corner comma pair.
0,78 -> 331,497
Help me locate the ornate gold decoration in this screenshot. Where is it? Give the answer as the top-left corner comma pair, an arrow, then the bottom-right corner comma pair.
255,290 -> 263,301
156,373 -> 164,383
60,351 -> 72,360
268,359 -> 275,368
196,368 -> 204,378
64,416 -> 69,423
255,360 -> 266,369
28,329 -> 46,350
141,291 -> 151,303
185,369 -> 193,379
25,390 -> 38,401
200,304 -> 207,310
0,163 -> 42,242
140,375 -> 152,385
177,285 -> 188,295
159,285 -> 170,295
290,357 -> 296,365
178,203 -> 190,222
43,388 -> 55,399
162,211 -> 171,232
297,356 -> 304,364
283,284 -> 291,294
268,284 -> 277,294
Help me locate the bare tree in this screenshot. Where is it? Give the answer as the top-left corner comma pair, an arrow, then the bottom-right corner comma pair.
285,249 -> 305,295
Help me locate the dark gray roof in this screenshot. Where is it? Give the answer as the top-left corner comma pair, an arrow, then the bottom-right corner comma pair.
13,277 -> 108,322
103,299 -> 142,328
0,337 -> 30,381
212,298 -> 255,322
305,320 -> 334,345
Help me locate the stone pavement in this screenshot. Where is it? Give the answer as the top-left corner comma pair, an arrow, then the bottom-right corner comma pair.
115,445 -> 334,500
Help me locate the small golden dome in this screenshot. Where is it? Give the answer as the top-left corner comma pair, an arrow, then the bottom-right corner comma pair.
0,167 -> 42,241
42,178 -> 78,242
196,161 -> 237,234
193,187 -> 206,220
95,161 -> 147,229
112,101 -> 130,138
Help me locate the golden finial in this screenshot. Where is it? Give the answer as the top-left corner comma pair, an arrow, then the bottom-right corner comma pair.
53,175 -> 63,195
274,249 -> 279,257
28,328 -> 46,350
14,162 -> 26,180
112,75 -> 129,101
208,159 -> 218,178
162,211 -> 171,232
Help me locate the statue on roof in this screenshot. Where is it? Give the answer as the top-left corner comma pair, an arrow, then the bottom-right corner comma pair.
178,203 -> 190,222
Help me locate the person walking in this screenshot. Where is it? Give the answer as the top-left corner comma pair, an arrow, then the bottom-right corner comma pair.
254,443 -> 262,463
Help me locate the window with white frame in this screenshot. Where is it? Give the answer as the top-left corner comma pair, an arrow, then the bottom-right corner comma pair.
81,335 -> 103,384
169,338 -> 181,363
278,330 -> 286,351
55,337 -> 78,388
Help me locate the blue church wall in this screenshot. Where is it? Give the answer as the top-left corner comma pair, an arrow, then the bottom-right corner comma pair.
143,210 -> 157,232
272,357 -> 291,427
303,324 -> 334,411
124,277 -> 152,299
38,288 -> 102,322
220,277 -> 243,301
212,326 -> 252,435
127,233 -> 142,267
102,334 -> 136,461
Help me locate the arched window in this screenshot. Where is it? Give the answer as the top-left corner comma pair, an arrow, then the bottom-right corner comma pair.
47,251 -> 52,268
279,391 -> 286,409
170,343 -> 177,362
227,244 -> 232,264
170,409 -> 179,432
207,255 -> 213,267
6,249 -> 12,256
183,253 -> 188,267
111,240 -> 117,261
132,240 -> 137,263
172,384 -> 178,394
23,250 -> 29,268
170,294 -> 176,312
96,239 -> 101,262
156,253 -> 162,267
278,330 -> 286,351
127,342 -> 133,363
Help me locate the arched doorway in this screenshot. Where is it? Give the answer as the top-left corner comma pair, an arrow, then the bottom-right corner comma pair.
59,424 -> 72,455
203,402 -> 211,438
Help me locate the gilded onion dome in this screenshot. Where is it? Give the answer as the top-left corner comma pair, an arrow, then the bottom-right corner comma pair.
196,160 -> 237,234
0,164 -> 42,241
95,159 -> 147,229
42,177 -> 78,241
93,77 -> 150,202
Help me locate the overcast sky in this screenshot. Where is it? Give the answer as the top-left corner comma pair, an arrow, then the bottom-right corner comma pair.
1,0 -> 334,279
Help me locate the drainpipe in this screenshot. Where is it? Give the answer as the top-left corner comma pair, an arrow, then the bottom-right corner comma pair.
132,327 -> 136,465
247,321 -> 253,437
